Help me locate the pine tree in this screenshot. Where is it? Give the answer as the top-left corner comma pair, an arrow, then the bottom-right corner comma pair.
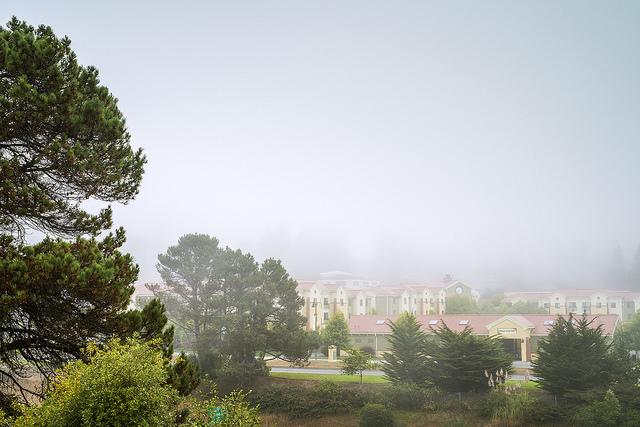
0,18 -> 145,239
532,314 -> 622,399
429,323 -> 512,392
382,313 -> 432,385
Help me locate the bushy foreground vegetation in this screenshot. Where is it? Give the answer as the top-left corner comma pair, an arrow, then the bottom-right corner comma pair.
5,339 -> 260,426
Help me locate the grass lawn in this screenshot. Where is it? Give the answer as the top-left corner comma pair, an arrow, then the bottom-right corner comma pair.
270,371 -> 389,384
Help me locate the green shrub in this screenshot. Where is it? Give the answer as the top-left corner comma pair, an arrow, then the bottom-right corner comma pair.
0,393 -> 20,419
359,403 -> 395,427
526,399 -> 564,423
619,408 -> 640,427
182,390 -> 260,427
251,381 -> 387,419
573,390 -> 622,427
215,360 -> 269,393
387,382 -> 429,410
14,339 -> 178,427
478,390 -> 534,425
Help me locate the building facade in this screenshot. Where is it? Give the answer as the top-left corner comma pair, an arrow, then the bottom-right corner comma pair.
503,289 -> 640,322
348,313 -> 620,361
296,275 -> 478,331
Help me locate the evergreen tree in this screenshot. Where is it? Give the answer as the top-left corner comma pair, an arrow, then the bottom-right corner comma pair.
0,230 -> 196,402
0,18 -> 145,239
153,233 -> 221,352
321,312 -> 350,355
155,235 -> 316,382
532,314 -> 622,399
382,313 -> 432,385
429,323 -> 512,392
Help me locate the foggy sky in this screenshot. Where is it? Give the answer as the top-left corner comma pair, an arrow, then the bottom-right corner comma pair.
7,1 -> 640,289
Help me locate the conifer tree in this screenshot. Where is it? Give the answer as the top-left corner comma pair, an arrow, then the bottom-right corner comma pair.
429,323 -> 513,392
381,313 -> 432,385
0,18 -> 145,239
532,314 -> 622,399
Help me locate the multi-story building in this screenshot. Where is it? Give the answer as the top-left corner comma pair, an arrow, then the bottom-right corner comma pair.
296,273 -> 478,331
503,289 -> 640,322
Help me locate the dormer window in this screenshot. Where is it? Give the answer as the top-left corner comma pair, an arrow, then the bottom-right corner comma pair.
458,320 -> 469,325
543,320 -> 554,326
375,320 -> 385,325
428,320 -> 438,325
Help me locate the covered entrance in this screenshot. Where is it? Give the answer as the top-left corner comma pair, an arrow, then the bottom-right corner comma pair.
486,315 -> 534,362
501,338 -> 522,361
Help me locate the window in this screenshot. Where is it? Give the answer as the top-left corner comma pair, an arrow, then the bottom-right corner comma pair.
375,320 -> 385,325
428,320 -> 438,326
543,320 -> 554,326
555,303 -> 560,308
323,312 -> 329,320
596,302 -> 602,308
610,302 -> 617,308
458,320 -> 469,325
359,300 -> 363,307
403,298 -> 407,304
582,302 -> 588,307
543,303 -> 550,308
324,297 -> 329,306
340,298 -> 344,305
568,302 -> 576,309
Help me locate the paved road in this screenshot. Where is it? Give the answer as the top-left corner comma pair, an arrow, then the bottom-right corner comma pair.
270,366 -> 535,381
271,367 -> 385,376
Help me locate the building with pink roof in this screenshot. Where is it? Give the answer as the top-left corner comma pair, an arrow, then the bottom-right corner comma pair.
348,313 -> 621,361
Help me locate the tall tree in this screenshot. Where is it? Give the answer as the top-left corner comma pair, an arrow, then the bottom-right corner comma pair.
320,312 -> 350,355
382,313 -> 432,385
153,233 -> 221,351
428,323 -> 512,393
0,231 -> 194,403
532,314 -> 623,400
155,235 -> 316,380
0,18 -> 145,239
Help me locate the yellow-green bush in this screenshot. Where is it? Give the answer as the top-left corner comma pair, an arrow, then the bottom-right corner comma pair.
15,339 -> 178,427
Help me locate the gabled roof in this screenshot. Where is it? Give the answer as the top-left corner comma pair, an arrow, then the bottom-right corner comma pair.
348,314 -> 620,336
486,315 -> 534,330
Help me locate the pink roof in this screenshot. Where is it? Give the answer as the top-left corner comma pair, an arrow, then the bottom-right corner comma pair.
348,314 -> 619,336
